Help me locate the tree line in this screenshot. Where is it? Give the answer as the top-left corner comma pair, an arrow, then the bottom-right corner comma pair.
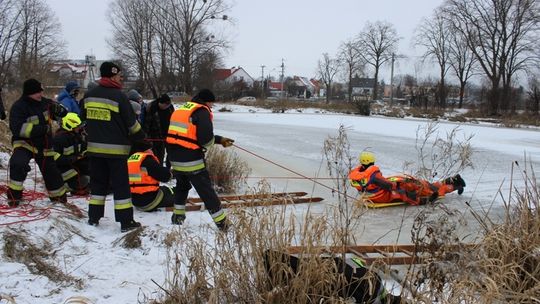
318,0 -> 540,116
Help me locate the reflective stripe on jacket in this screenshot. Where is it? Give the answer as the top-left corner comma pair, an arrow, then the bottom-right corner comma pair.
348,165 -> 382,194
128,152 -> 160,194
166,102 -> 213,150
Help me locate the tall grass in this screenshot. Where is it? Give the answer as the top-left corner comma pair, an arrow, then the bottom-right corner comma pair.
205,145 -> 251,194
405,161 -> 540,303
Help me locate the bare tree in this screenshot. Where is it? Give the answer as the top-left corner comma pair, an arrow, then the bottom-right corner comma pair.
0,0 -> 64,87
153,0 -> 231,94
338,39 -> 364,102
444,0 -> 540,115
0,0 -> 23,86
526,74 -> 540,114
357,21 -> 400,101
317,53 -> 340,104
447,21 -> 476,109
415,10 -> 451,108
109,0 -> 162,97
15,0 -> 65,81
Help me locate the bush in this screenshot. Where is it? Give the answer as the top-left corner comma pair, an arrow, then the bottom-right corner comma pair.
354,100 -> 371,116
205,145 -> 251,193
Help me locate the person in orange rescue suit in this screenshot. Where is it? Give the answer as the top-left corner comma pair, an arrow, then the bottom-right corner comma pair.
81,61 -> 146,233
53,112 -> 90,196
348,151 -> 466,205
166,89 -> 234,230
128,140 -> 175,211
6,79 -> 69,207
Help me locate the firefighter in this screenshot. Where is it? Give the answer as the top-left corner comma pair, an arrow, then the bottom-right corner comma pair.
166,89 -> 234,230
81,61 -> 146,232
128,140 -> 174,211
53,112 -> 90,195
7,79 -> 69,207
349,151 -> 466,206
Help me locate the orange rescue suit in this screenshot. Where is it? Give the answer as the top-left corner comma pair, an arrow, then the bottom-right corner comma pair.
128,152 -> 160,194
166,102 -> 213,150
349,165 -> 416,204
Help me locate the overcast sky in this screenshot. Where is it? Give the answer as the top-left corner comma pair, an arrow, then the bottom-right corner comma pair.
47,0 -> 445,81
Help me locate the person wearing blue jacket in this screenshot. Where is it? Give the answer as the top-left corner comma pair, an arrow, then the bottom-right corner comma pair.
57,81 -> 81,114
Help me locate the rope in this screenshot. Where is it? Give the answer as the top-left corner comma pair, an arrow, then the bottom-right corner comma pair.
232,144 -> 358,201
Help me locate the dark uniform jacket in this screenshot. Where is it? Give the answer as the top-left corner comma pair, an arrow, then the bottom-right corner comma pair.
53,129 -> 87,167
9,96 -> 66,153
167,102 -> 223,166
81,84 -> 145,158
142,100 -> 174,139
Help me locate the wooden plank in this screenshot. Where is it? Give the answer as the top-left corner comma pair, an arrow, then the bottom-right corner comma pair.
182,196 -> 324,212
187,191 -> 309,204
286,244 -> 474,265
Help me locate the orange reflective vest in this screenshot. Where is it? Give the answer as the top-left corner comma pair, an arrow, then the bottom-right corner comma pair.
166,101 -> 213,150
348,165 -> 381,193
128,152 -> 160,194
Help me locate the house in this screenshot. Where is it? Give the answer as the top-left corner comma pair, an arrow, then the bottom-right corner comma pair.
288,76 -> 320,98
351,77 -> 376,98
213,67 -> 255,87
48,55 -> 103,89
268,81 -> 284,97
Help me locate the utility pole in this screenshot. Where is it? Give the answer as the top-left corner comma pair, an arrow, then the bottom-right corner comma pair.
390,53 -> 395,105
260,65 -> 265,99
280,59 -> 285,99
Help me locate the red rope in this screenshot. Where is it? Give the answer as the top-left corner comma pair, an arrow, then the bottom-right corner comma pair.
232,144 -> 358,201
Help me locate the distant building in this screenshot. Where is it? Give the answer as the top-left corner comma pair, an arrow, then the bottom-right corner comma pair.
48,55 -> 103,89
288,76 -> 320,98
351,77 -> 376,97
213,67 -> 255,87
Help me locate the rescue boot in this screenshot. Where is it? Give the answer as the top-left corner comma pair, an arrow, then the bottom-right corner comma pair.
452,174 -> 466,195
171,213 -> 186,225
7,189 -> 21,208
50,194 -> 68,204
120,220 -> 141,233
71,187 -> 90,196
7,198 -> 21,208
215,217 -> 231,232
88,218 -> 100,227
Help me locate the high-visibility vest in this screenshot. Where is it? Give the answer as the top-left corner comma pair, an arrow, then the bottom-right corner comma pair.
128,152 -> 160,194
166,101 -> 213,150
348,165 -> 381,193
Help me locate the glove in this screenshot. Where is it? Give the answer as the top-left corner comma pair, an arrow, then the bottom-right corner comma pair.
220,137 -> 234,148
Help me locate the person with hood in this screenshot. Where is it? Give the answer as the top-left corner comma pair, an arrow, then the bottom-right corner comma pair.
81,62 -> 146,233
166,89 -> 234,230
143,93 -> 173,166
127,89 -> 144,122
57,81 -> 81,114
7,79 -> 69,207
348,151 -> 466,206
127,140 -> 174,211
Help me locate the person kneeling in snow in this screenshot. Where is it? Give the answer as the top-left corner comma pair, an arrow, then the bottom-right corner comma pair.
53,112 -> 90,196
128,140 -> 174,211
349,151 -> 466,206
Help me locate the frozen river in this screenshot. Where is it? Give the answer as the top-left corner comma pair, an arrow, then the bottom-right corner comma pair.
214,107 -> 540,243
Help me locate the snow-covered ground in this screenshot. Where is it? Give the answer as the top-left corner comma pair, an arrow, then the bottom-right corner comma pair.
0,103 -> 539,303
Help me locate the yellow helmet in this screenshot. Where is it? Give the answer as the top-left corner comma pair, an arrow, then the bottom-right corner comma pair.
359,151 -> 375,165
62,112 -> 82,131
